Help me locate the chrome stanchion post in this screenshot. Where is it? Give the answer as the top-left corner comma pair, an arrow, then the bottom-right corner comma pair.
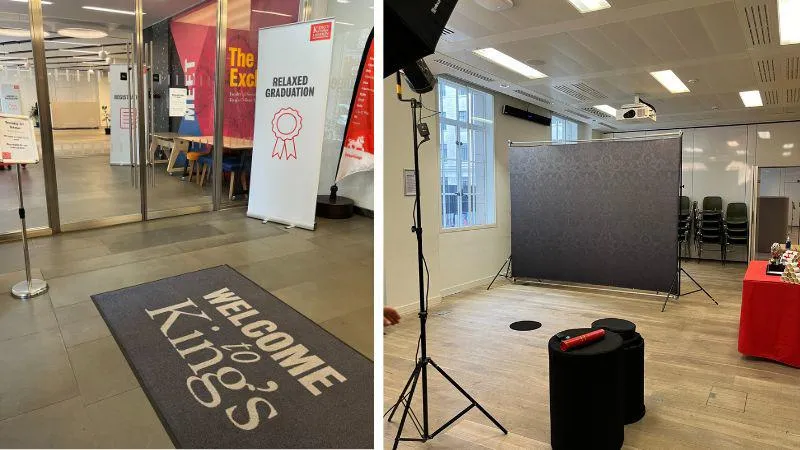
11,164 -> 48,299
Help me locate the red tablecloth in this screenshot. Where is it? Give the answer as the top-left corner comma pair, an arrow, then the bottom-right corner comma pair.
739,260 -> 800,367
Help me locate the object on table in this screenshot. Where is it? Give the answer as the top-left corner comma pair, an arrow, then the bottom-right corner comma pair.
770,242 -> 784,263
559,329 -> 605,351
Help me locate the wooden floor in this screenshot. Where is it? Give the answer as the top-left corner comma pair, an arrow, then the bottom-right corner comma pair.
384,261 -> 800,449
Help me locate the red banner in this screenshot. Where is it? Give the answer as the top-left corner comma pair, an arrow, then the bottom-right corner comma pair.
335,31 -> 374,182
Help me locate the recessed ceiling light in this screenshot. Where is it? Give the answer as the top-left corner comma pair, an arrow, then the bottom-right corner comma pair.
778,0 -> 800,45
58,28 -> 107,39
499,82 -> 510,88
739,90 -> 763,107
336,21 -> 354,26
473,48 -> 547,79
0,28 -> 31,37
736,150 -> 746,155
567,0 -> 611,13
61,49 -> 97,54
727,140 -> 740,147
251,9 -> 291,17
784,151 -> 793,157
9,0 -> 53,4
594,104 -> 617,117
650,70 -> 690,94
784,143 -> 795,149
711,105 -> 719,110
82,6 -> 142,15
758,131 -> 771,139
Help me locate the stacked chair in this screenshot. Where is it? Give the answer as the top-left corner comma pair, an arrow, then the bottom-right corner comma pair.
724,202 -> 749,261
679,196 -> 692,258
696,196 -> 724,261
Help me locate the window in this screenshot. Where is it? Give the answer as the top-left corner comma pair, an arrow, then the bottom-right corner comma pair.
552,115 -> 578,142
437,78 -> 495,229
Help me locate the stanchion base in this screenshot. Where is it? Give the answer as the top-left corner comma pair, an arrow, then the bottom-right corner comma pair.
11,279 -> 48,299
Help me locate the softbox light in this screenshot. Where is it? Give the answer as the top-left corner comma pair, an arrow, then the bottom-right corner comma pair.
384,0 -> 458,78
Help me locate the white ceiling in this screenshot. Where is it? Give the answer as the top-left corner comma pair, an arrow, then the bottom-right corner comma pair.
429,0 -> 800,132
0,0 -> 204,70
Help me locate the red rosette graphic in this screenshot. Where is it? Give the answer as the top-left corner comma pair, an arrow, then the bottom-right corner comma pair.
271,107 -> 303,160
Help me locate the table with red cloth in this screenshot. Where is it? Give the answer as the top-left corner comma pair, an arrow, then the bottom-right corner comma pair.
739,260 -> 800,368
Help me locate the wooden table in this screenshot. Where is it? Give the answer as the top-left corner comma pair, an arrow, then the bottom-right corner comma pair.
151,133 -> 253,175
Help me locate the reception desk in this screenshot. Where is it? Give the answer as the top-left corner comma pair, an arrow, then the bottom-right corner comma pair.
739,260 -> 800,367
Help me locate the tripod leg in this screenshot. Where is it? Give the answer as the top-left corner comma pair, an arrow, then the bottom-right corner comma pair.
662,270 -> 678,312
386,362 -> 420,422
487,256 -> 510,290
428,359 -> 508,434
680,268 -> 719,305
392,363 -> 423,450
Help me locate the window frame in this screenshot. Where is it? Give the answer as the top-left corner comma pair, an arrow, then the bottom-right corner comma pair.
436,77 -> 496,231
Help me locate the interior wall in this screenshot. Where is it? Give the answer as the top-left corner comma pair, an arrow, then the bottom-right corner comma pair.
384,75 -> 551,310
98,73 -> 110,127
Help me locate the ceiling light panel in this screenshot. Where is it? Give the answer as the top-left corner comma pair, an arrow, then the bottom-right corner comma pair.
778,0 -> 800,45
594,104 -> 617,116
740,90 -> 764,107
473,48 -> 547,79
758,131 -> 772,139
567,0 -> 611,13
82,6 -> 141,15
650,70 -> 690,94
58,28 -> 107,39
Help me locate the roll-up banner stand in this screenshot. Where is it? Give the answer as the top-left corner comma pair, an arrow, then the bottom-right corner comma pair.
248,19 -> 335,230
109,64 -> 138,165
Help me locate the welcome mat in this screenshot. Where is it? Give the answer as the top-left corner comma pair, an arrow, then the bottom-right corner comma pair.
92,265 -> 373,448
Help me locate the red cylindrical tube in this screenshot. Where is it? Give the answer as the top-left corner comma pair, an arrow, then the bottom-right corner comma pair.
560,329 -> 606,351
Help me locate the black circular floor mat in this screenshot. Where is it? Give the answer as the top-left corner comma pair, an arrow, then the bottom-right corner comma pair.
510,320 -> 542,331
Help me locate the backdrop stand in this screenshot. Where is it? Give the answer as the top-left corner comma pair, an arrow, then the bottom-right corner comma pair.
386,75 -> 507,449
661,263 -> 717,312
487,254 -> 514,290
11,164 -> 48,299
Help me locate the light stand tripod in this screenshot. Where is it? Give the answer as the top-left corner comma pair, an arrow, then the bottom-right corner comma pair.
386,75 -> 507,449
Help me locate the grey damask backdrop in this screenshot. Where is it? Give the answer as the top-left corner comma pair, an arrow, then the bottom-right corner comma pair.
509,138 -> 681,293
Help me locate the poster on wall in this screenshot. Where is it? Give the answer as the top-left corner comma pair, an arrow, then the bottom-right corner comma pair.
247,19 -> 335,230
109,64 -> 138,165
169,88 -> 188,117
0,84 -> 23,115
0,113 -> 39,164
335,30 -> 374,182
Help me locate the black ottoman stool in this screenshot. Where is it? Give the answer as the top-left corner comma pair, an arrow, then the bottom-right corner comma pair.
548,328 -> 624,450
592,318 -> 646,424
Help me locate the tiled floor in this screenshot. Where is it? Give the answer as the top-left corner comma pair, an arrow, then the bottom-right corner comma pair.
0,208 -> 373,448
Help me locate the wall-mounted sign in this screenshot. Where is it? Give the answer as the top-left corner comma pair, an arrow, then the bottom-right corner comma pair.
0,84 -> 23,116
110,64 -> 138,165
404,169 -> 416,196
0,113 -> 39,164
169,88 -> 188,117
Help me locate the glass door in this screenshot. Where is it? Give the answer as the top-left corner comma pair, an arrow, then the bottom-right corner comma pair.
40,5 -> 142,230
143,0 -> 216,218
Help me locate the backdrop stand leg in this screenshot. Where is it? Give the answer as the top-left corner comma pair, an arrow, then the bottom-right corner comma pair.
11,164 -> 48,300
487,255 -> 512,290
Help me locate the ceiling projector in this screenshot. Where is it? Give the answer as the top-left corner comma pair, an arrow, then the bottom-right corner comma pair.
616,96 -> 656,122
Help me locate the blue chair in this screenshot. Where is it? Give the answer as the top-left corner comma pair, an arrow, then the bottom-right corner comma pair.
198,154 -> 243,199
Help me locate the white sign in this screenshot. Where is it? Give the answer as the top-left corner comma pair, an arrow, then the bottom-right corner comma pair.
109,64 -> 138,165
0,84 -> 22,115
247,19 -> 335,230
0,114 -> 39,164
169,88 -> 187,117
